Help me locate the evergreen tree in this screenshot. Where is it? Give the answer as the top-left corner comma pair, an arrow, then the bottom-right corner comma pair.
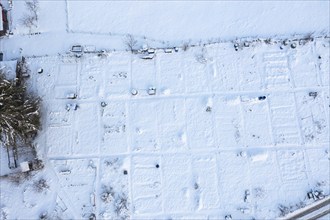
0,71 -> 40,149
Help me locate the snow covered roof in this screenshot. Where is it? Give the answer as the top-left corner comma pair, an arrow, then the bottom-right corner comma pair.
20,162 -> 30,172
0,5 -> 3,31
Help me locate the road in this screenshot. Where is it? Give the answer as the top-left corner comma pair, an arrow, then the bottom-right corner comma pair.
285,197 -> 330,220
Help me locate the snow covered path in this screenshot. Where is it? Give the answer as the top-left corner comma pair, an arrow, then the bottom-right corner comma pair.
1,37 -> 328,219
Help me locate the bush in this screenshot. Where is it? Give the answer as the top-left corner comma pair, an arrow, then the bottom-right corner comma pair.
5,171 -> 32,185
33,178 -> 49,192
114,193 -> 129,219
100,185 -> 115,203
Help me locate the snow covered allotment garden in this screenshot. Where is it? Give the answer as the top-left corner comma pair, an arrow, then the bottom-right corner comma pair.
0,1 -> 329,220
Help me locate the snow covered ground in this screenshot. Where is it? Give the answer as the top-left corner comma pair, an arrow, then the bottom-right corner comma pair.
0,1 -> 329,220
66,1 -> 329,41
1,37 -> 330,219
1,0 -> 329,60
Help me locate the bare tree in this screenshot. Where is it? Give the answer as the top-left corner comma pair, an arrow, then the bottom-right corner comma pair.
195,48 -> 208,64
182,41 -> 190,51
25,0 -> 39,19
124,34 -> 137,53
20,0 -> 39,32
20,15 -> 37,30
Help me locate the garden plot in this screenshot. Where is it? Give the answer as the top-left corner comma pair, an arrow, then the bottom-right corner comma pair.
50,159 -> 98,219
305,148 -> 330,195
100,55 -> 131,97
73,102 -> 100,155
217,151 -> 251,208
129,100 -> 159,153
290,44 -> 320,87
131,156 -> 162,215
47,126 -> 74,157
57,63 -> 78,86
131,59 -> 157,96
162,155 -> 192,213
99,157 -> 130,219
100,101 -> 129,155
157,53 -> 185,95
262,51 -> 292,89
186,97 -> 215,149
248,151 -> 281,216
212,50 -> 241,92
184,57 -> 210,94
240,95 -> 273,147
213,96 -> 244,148
315,40 -> 330,86
157,99 -> 186,152
268,92 -> 301,146
237,49 -> 263,91
191,155 -> 220,210
2,37 -> 329,220
25,57 -> 58,98
295,90 -> 329,145
46,100 -> 74,157
79,60 -> 102,99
